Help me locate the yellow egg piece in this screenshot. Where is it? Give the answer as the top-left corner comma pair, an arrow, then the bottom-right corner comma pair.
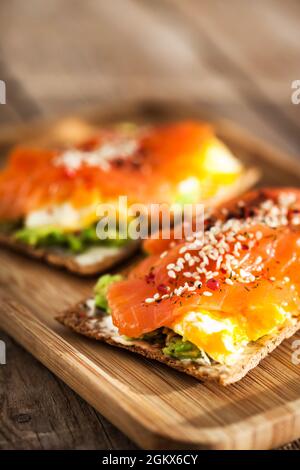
171,305 -> 288,365
245,304 -> 287,342
171,309 -> 248,365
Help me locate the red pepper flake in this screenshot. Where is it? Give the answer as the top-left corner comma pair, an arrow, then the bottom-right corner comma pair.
145,272 -> 155,284
63,167 -> 77,178
206,278 -> 220,291
78,137 -> 100,152
242,244 -> 249,250
157,283 -> 169,294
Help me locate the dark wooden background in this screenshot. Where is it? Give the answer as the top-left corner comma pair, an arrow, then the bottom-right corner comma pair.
0,0 -> 300,450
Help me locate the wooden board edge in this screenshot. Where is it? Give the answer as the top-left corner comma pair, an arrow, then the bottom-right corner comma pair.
215,118 -> 300,178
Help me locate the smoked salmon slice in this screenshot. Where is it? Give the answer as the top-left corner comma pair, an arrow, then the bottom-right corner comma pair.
108,188 -> 300,340
0,121 -> 247,222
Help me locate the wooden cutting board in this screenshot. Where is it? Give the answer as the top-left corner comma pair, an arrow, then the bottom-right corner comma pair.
1,102 -> 300,450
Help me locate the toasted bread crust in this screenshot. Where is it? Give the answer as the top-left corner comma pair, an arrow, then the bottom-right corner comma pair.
0,233 -> 140,275
56,302 -> 300,385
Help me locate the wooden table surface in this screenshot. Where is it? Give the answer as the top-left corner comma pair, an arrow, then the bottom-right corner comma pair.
0,0 -> 300,450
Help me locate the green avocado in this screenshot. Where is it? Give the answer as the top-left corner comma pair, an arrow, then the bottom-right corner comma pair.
162,335 -> 203,360
94,273 -> 123,312
13,224 -> 129,253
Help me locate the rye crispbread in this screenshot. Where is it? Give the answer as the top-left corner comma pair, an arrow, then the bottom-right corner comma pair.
56,301 -> 300,385
0,232 -> 140,275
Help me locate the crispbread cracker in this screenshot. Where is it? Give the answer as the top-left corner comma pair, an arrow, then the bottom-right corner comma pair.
0,233 -> 140,275
56,301 -> 300,385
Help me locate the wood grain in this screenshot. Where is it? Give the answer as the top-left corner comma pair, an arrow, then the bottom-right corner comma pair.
0,332 -> 137,450
0,111 -> 300,449
1,0 -> 300,450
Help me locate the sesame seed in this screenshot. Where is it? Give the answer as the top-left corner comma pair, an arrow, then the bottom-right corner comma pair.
203,291 -> 213,296
237,235 -> 246,241
145,298 -> 155,304
187,285 -> 196,292
149,192 -> 297,304
168,270 -> 176,279
256,231 -> 263,240
216,255 -> 222,270
292,215 -> 300,225
239,253 -> 250,265
174,265 -> 182,272
194,280 -> 202,288
240,268 -> 249,278
183,272 -> 192,278
167,263 -> 175,270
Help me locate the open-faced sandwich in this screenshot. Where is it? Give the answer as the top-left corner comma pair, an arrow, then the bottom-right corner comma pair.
0,121 -> 257,275
58,188 -> 300,384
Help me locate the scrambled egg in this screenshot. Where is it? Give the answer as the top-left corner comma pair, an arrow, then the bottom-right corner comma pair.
177,138 -> 242,203
203,138 -> 242,178
171,306 -> 287,365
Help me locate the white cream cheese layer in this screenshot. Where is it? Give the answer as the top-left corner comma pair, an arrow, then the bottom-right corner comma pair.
74,246 -> 124,266
25,202 -> 99,231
